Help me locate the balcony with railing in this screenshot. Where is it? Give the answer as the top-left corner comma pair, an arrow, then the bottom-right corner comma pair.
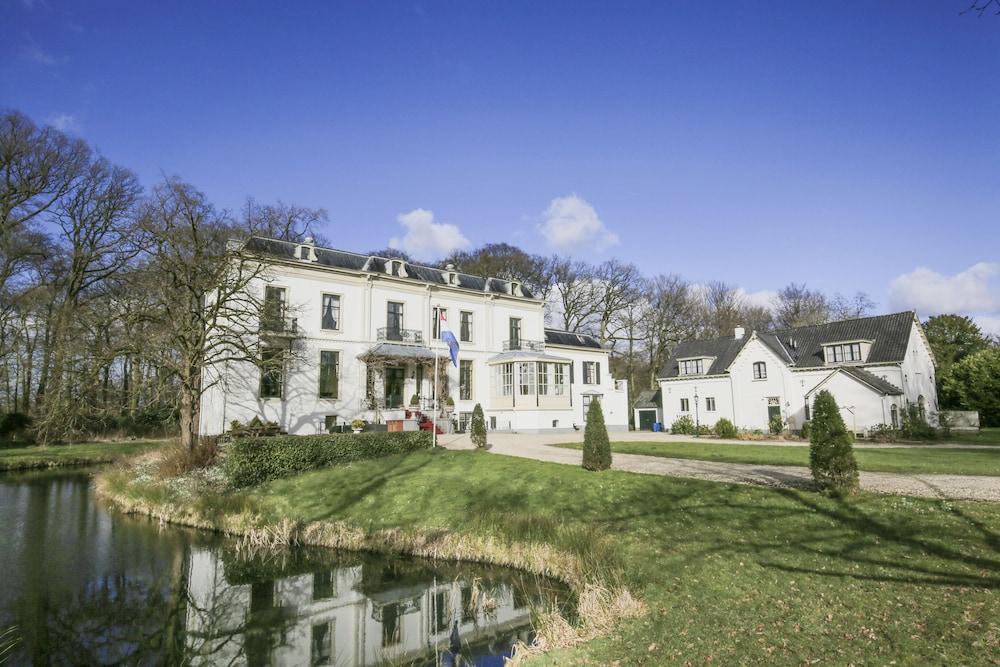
377,327 -> 424,345
502,338 -> 545,352
259,311 -> 299,338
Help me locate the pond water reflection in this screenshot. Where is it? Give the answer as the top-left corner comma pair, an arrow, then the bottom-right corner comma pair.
0,469 -> 570,666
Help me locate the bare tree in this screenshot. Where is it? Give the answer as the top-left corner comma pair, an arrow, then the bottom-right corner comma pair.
829,291 -> 875,321
772,282 -> 831,329
242,198 -> 329,244
643,274 -> 701,387
549,258 -> 598,332
592,259 -> 645,346
134,178 -> 280,450
701,281 -> 746,337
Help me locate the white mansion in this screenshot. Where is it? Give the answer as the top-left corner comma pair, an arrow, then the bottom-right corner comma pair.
198,237 -> 628,436
640,311 -> 938,435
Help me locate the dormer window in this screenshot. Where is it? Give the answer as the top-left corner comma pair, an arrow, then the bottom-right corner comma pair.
678,359 -> 705,376
827,342 -> 864,363
295,237 -> 316,262
510,281 -> 522,296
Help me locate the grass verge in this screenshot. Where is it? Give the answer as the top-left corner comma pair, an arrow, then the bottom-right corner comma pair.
0,439 -> 167,472
555,441 -> 1000,476
97,447 -> 999,665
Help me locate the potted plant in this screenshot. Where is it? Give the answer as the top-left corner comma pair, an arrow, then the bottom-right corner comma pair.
351,418 -> 366,434
443,395 -> 455,412
409,393 -> 420,407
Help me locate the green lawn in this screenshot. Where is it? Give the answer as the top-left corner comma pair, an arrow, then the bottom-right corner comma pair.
233,450 -> 997,664
948,427 -> 1000,446
0,440 -> 166,471
555,441 -> 1000,476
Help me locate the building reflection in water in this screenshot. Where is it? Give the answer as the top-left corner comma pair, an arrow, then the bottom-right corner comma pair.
184,546 -> 556,666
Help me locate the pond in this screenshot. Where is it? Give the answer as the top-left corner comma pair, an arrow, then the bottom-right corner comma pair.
0,468 -> 571,666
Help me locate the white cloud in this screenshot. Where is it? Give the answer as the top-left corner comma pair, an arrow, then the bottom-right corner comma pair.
388,208 -> 470,261
538,195 -> 619,251
974,316 -> 1000,338
738,288 -> 778,311
888,262 -> 1000,315
46,112 -> 80,133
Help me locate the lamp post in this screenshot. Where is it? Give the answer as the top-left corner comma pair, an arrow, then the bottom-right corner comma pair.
694,387 -> 700,438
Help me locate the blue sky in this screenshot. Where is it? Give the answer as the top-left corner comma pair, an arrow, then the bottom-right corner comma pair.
2,1 -> 999,330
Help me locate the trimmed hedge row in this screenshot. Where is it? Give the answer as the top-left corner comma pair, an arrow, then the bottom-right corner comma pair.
224,431 -> 433,487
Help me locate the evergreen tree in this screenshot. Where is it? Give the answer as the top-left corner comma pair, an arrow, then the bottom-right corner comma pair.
808,390 -> 859,493
583,398 -> 612,471
470,403 -> 487,449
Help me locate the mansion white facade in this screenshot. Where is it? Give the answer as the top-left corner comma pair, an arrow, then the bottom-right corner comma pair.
198,237 -> 628,436
646,312 -> 938,436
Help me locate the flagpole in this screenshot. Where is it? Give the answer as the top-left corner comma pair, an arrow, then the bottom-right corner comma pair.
432,303 -> 439,449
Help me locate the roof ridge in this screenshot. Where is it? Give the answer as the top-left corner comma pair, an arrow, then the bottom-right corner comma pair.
773,310 -> 915,334
247,235 -> 523,293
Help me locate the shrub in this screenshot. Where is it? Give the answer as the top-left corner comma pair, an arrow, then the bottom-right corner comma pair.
868,423 -> 898,443
470,403 -> 487,449
0,412 -> 32,444
582,398 -> 611,471
737,429 -> 768,441
671,415 -> 696,435
713,418 -> 738,439
225,431 -> 433,487
799,421 -> 811,440
808,390 -> 859,493
900,405 -> 936,441
409,393 -> 420,406
158,437 -> 220,478
769,414 -> 784,435
697,424 -> 712,435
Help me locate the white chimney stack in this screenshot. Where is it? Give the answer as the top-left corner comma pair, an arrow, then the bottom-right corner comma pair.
734,326 -> 745,339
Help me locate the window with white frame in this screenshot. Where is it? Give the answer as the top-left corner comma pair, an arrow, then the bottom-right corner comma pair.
460,311 -> 473,343
321,294 -> 340,331
259,348 -> 284,399
680,398 -> 690,412
318,351 -> 339,398
553,364 -> 566,395
459,360 -> 473,400
501,363 -> 513,396
583,361 -> 600,385
705,397 -> 716,411
537,362 -> 549,395
519,362 -> 535,395
753,361 -> 767,379
828,342 -> 863,363
678,359 -> 704,376
432,307 -> 447,339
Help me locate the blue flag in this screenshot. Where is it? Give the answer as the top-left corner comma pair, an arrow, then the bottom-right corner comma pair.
439,310 -> 459,367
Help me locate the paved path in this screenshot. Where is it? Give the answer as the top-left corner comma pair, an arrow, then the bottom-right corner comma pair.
436,432 -> 1000,501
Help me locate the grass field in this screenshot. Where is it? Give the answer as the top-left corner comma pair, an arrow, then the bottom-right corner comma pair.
102,448 -> 1000,665
0,440 -> 166,471
948,427 -> 1000,446
555,440 -> 1000,476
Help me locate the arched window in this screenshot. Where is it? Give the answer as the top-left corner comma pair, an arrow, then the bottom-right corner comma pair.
753,362 -> 767,380
918,395 -> 926,421
890,404 -> 898,429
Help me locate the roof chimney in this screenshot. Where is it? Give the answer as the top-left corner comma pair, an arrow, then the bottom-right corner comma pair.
734,326 -> 745,340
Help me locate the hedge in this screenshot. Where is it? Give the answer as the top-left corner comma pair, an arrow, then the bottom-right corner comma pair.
224,431 -> 433,487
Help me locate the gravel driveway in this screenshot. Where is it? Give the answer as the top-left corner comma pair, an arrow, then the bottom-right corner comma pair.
437,432 -> 1000,501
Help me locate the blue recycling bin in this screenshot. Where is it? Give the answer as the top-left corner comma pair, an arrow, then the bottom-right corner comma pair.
652,422 -> 662,432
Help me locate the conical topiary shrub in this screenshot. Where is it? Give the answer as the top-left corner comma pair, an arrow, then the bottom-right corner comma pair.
470,403 -> 487,449
583,398 -> 612,471
809,390 -> 859,493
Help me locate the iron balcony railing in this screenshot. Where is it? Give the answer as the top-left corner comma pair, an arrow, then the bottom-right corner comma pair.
377,327 -> 424,345
502,338 -> 545,352
259,312 -> 298,337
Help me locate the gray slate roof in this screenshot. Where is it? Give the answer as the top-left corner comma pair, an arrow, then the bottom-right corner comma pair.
634,389 -> 662,409
543,328 -> 603,349
659,311 -> 917,378
244,237 -> 538,299
838,367 -> 904,396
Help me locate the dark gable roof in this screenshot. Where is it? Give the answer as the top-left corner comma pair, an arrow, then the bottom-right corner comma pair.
544,328 -> 603,349
243,237 -> 536,299
773,311 -> 916,368
659,311 -> 917,378
838,367 -> 903,396
634,389 -> 662,409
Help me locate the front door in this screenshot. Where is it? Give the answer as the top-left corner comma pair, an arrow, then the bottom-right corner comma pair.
384,367 -> 405,408
638,410 -> 657,431
767,397 -> 781,427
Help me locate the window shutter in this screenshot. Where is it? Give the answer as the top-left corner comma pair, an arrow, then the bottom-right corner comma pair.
596,362 -> 601,384
570,363 -> 575,384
